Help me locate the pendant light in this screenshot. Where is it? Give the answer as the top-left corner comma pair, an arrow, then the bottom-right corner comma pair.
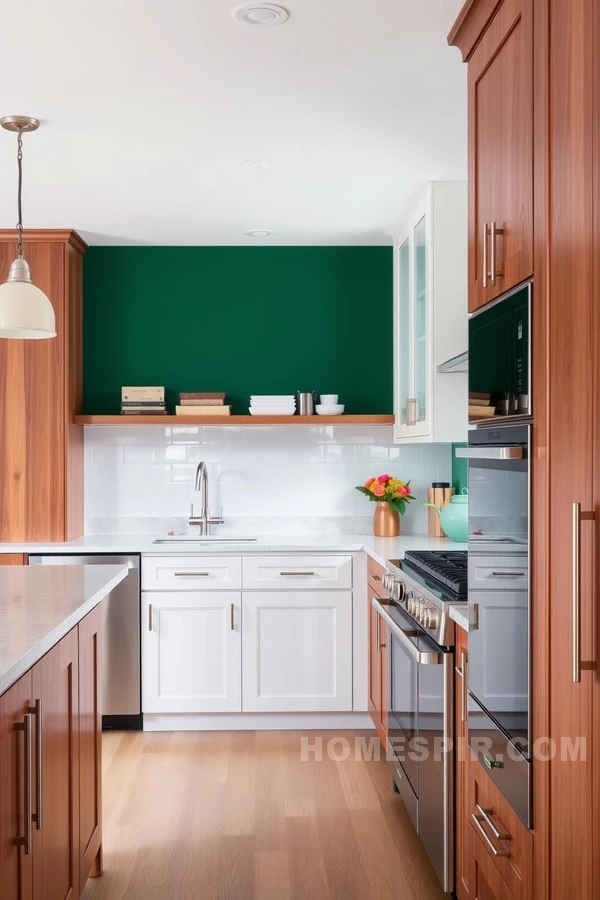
0,116 -> 56,339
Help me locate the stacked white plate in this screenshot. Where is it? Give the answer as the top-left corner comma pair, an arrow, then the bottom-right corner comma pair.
249,395 -> 297,416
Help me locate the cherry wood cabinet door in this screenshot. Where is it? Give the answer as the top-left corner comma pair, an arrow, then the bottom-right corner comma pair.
454,625 -> 471,900
31,628 -> 79,900
78,606 -> 103,887
468,0 -> 533,311
0,554 -> 27,565
368,601 -> 383,734
0,672 -> 33,900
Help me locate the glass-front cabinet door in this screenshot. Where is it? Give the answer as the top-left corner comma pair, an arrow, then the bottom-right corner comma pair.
394,193 -> 431,440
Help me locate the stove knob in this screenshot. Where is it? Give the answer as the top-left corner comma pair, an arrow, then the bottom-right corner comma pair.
428,610 -> 439,629
383,574 -> 392,593
407,596 -> 415,615
397,582 -> 405,602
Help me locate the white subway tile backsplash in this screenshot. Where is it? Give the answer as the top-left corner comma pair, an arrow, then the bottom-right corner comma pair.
84,425 -> 452,530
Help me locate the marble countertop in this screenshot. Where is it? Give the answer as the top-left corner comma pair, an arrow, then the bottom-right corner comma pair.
0,565 -> 129,695
0,532 -> 466,566
448,604 -> 469,633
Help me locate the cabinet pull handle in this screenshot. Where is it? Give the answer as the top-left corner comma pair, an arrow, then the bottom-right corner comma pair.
14,713 -> 33,855
174,571 -> 210,577
230,602 -> 235,631
375,604 -> 381,654
279,571 -> 316,576
491,571 -> 525,577
482,222 -> 488,288
572,502 -> 596,683
475,803 -> 510,841
30,699 -> 42,830
454,652 -> 468,723
148,603 -> 153,632
471,810 -> 510,857
490,221 -> 504,284
406,398 -> 418,426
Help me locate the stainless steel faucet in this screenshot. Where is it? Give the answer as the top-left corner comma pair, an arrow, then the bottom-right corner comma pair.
189,461 -> 224,535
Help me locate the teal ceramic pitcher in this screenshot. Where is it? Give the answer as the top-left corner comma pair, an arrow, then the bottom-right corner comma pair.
422,489 -> 468,542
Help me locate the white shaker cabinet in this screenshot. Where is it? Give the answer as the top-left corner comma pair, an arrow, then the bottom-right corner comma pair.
392,181 -> 468,443
241,591 -> 353,712
142,591 -> 242,713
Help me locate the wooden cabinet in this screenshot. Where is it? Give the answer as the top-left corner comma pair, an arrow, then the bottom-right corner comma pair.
469,755 -> 533,900
470,833 -> 517,900
0,670 -> 33,900
77,606 -> 102,885
392,182 -> 468,441
0,554 -> 27,565
0,230 -> 86,542
455,625 -> 471,900
0,609 -> 104,900
367,557 -> 388,745
242,591 -> 353,712
450,0 -> 533,312
142,591 -> 242,713
31,628 -> 79,900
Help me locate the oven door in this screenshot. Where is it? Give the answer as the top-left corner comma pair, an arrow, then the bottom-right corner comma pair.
372,598 -> 454,892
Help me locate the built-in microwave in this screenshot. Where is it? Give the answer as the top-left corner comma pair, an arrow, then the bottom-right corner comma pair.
468,281 -> 531,422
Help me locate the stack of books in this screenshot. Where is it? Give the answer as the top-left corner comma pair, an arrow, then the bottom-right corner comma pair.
175,392 -> 231,417
121,386 -> 167,416
468,392 -> 495,421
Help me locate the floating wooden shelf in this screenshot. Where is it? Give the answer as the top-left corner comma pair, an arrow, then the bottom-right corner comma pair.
73,414 -> 394,426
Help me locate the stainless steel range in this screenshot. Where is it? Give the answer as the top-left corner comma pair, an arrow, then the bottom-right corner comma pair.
374,550 -> 467,895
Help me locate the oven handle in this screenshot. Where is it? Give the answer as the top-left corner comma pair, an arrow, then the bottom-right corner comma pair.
455,447 -> 524,460
371,598 -> 442,665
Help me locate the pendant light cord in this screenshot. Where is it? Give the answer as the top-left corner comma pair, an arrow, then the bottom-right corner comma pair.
16,130 -> 23,259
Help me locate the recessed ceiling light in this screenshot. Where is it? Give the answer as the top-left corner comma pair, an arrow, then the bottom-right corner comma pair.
244,229 -> 273,237
233,4 -> 290,27
241,159 -> 277,170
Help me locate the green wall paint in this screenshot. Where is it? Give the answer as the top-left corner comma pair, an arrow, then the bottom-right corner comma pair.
83,247 -> 393,415
452,443 -> 468,493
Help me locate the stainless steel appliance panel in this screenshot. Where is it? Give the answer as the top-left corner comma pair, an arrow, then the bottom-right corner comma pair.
468,693 -> 531,827
29,554 -> 141,726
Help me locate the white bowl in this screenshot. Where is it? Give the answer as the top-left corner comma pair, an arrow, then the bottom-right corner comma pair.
320,394 -> 339,405
315,404 -> 345,415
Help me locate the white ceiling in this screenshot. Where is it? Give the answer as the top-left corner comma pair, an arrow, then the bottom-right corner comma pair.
0,0 -> 467,246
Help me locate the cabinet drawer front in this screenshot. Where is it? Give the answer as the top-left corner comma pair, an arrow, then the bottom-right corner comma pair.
142,556 -> 242,590
469,758 -> 533,900
468,556 -> 528,591
242,556 -> 352,590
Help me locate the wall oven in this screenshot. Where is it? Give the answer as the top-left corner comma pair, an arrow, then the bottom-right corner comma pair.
456,424 -> 531,826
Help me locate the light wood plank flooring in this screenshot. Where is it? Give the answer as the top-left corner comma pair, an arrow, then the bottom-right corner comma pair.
81,730 -> 445,900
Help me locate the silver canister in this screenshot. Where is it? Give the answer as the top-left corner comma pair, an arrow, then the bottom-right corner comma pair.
297,392 -> 316,415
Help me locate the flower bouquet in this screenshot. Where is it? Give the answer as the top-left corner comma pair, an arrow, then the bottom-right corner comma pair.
356,474 -> 415,536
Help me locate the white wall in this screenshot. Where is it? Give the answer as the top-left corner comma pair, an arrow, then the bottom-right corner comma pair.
84,424 -> 452,534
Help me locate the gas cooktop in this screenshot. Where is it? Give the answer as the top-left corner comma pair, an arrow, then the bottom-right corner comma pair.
402,550 -> 468,598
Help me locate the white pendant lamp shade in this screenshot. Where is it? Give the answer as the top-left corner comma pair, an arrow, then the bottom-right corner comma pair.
0,258 -> 56,338
0,115 -> 56,340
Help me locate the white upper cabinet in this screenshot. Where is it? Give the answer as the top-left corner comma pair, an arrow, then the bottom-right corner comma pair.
392,182 -> 468,443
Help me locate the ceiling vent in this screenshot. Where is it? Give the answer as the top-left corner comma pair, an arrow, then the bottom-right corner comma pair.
233,4 -> 290,26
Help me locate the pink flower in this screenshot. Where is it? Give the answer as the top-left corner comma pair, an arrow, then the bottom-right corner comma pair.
399,485 -> 411,495
372,483 -> 386,497
377,474 -> 391,484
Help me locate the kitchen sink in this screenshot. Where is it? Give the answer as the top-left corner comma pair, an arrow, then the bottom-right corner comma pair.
153,536 -> 258,544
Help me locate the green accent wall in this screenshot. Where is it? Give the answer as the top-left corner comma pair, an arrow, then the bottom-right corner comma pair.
83,247 -> 393,415
452,443 -> 468,493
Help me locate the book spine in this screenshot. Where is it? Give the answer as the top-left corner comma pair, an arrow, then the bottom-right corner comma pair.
178,398 -> 224,406
175,406 -> 231,416
121,401 -> 166,408
179,393 -> 226,400
121,410 -> 168,416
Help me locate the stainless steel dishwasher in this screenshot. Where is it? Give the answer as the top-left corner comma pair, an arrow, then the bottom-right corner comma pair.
29,554 -> 142,730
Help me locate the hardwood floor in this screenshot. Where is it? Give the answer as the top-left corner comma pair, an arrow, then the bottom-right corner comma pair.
81,730 -> 444,900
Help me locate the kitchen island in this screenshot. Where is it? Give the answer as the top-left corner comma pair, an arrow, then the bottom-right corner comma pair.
0,563 -> 129,900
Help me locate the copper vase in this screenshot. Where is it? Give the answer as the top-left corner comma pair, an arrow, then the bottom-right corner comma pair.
373,502 -> 400,537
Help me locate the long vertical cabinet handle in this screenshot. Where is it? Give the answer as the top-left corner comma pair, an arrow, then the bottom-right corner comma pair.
482,223 -> 488,288
33,699 -> 42,829
374,602 -> 381,654
230,602 -> 235,631
573,502 -> 581,683
148,603 -> 153,632
572,502 -> 596,683
14,713 -> 33,855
